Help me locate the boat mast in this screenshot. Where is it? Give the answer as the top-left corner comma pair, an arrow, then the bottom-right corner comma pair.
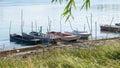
106,17 -> 114,38
60,16 -> 62,33
69,20 -> 73,31
48,17 -> 51,32
95,22 -> 97,40
9,21 -> 12,35
84,24 -> 86,31
31,21 -> 33,32
47,16 -> 51,45
21,10 -> 24,35
86,16 -> 91,33
90,14 -> 93,39
35,20 -> 37,32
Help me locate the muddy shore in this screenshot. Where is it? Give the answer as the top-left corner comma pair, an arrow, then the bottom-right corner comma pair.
0,37 -> 120,58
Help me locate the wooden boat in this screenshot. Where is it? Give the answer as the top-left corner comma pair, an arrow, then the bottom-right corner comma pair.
115,23 -> 120,26
22,32 -> 58,44
65,30 -> 91,40
48,31 -> 77,42
100,25 -> 120,33
22,32 -> 43,39
10,34 -> 42,45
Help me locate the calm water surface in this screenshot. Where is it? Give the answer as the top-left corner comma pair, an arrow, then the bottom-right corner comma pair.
0,1 -> 120,50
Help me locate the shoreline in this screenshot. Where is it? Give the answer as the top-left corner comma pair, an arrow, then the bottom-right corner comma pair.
0,37 -> 120,58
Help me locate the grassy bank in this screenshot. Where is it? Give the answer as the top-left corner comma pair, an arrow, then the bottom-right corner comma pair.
0,40 -> 120,68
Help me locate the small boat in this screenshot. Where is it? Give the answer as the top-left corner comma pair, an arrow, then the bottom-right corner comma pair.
115,23 -> 120,26
65,30 -> 91,40
22,32 -> 58,44
10,34 -> 42,45
48,31 -> 77,42
100,25 -> 120,32
22,32 -> 43,39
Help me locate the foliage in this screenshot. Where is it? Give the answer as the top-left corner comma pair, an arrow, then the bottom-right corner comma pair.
0,41 -> 120,68
51,0 -> 90,21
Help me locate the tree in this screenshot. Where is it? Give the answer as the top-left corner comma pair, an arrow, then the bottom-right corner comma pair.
51,0 -> 90,21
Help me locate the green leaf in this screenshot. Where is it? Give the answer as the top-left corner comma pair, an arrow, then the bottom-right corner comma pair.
51,0 -> 54,3
71,0 -> 76,9
63,9 -> 69,16
65,0 -> 71,10
51,0 -> 90,21
65,15 -> 70,22
59,0 -> 63,4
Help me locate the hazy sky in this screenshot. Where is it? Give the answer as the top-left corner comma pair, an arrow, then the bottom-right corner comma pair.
1,0 -> 120,4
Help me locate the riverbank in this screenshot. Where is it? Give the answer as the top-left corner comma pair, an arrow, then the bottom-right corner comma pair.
0,37 -> 120,68
0,37 -> 120,58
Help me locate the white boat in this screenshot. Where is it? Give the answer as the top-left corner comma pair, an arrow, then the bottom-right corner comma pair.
48,31 -> 77,42
65,30 -> 91,40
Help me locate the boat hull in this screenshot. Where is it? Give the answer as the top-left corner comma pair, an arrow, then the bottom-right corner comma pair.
61,36 -> 77,42
48,31 -> 77,42
10,34 -> 42,45
100,25 -> 120,33
22,32 -> 58,44
65,31 -> 91,40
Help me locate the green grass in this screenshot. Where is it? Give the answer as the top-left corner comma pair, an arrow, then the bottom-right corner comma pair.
0,41 -> 120,68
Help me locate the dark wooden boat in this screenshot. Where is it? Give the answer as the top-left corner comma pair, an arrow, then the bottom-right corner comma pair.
115,23 -> 120,26
100,25 -> 120,33
10,34 -> 42,45
22,32 -> 57,44
22,32 -> 43,39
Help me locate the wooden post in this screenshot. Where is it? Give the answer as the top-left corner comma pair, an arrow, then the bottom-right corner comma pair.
86,16 -> 91,33
3,44 -> 5,51
9,21 -> 12,35
60,16 -> 62,33
48,16 -> 51,32
21,9 -> 24,35
21,9 -> 24,43
90,14 -> 93,40
106,17 -> 114,38
31,21 -> 33,32
84,24 -> 86,31
69,20 -> 73,31
95,22 -> 97,40
35,20 -> 37,32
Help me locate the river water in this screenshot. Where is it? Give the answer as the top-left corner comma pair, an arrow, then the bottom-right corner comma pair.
0,0 -> 120,50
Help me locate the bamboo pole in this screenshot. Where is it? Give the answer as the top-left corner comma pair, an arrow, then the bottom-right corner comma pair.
31,21 -> 33,32
21,9 -> 24,35
90,14 -> 93,40
60,16 -> 62,33
21,9 -> 24,43
95,22 -> 97,40
9,21 -> 12,35
86,16 -> 91,33
35,20 -> 37,32
106,17 -> 114,38
48,16 -> 51,32
69,20 -> 73,31
84,24 -> 86,31
47,17 -> 51,45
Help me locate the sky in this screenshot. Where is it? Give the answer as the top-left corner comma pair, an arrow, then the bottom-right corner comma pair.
0,0 -> 120,5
